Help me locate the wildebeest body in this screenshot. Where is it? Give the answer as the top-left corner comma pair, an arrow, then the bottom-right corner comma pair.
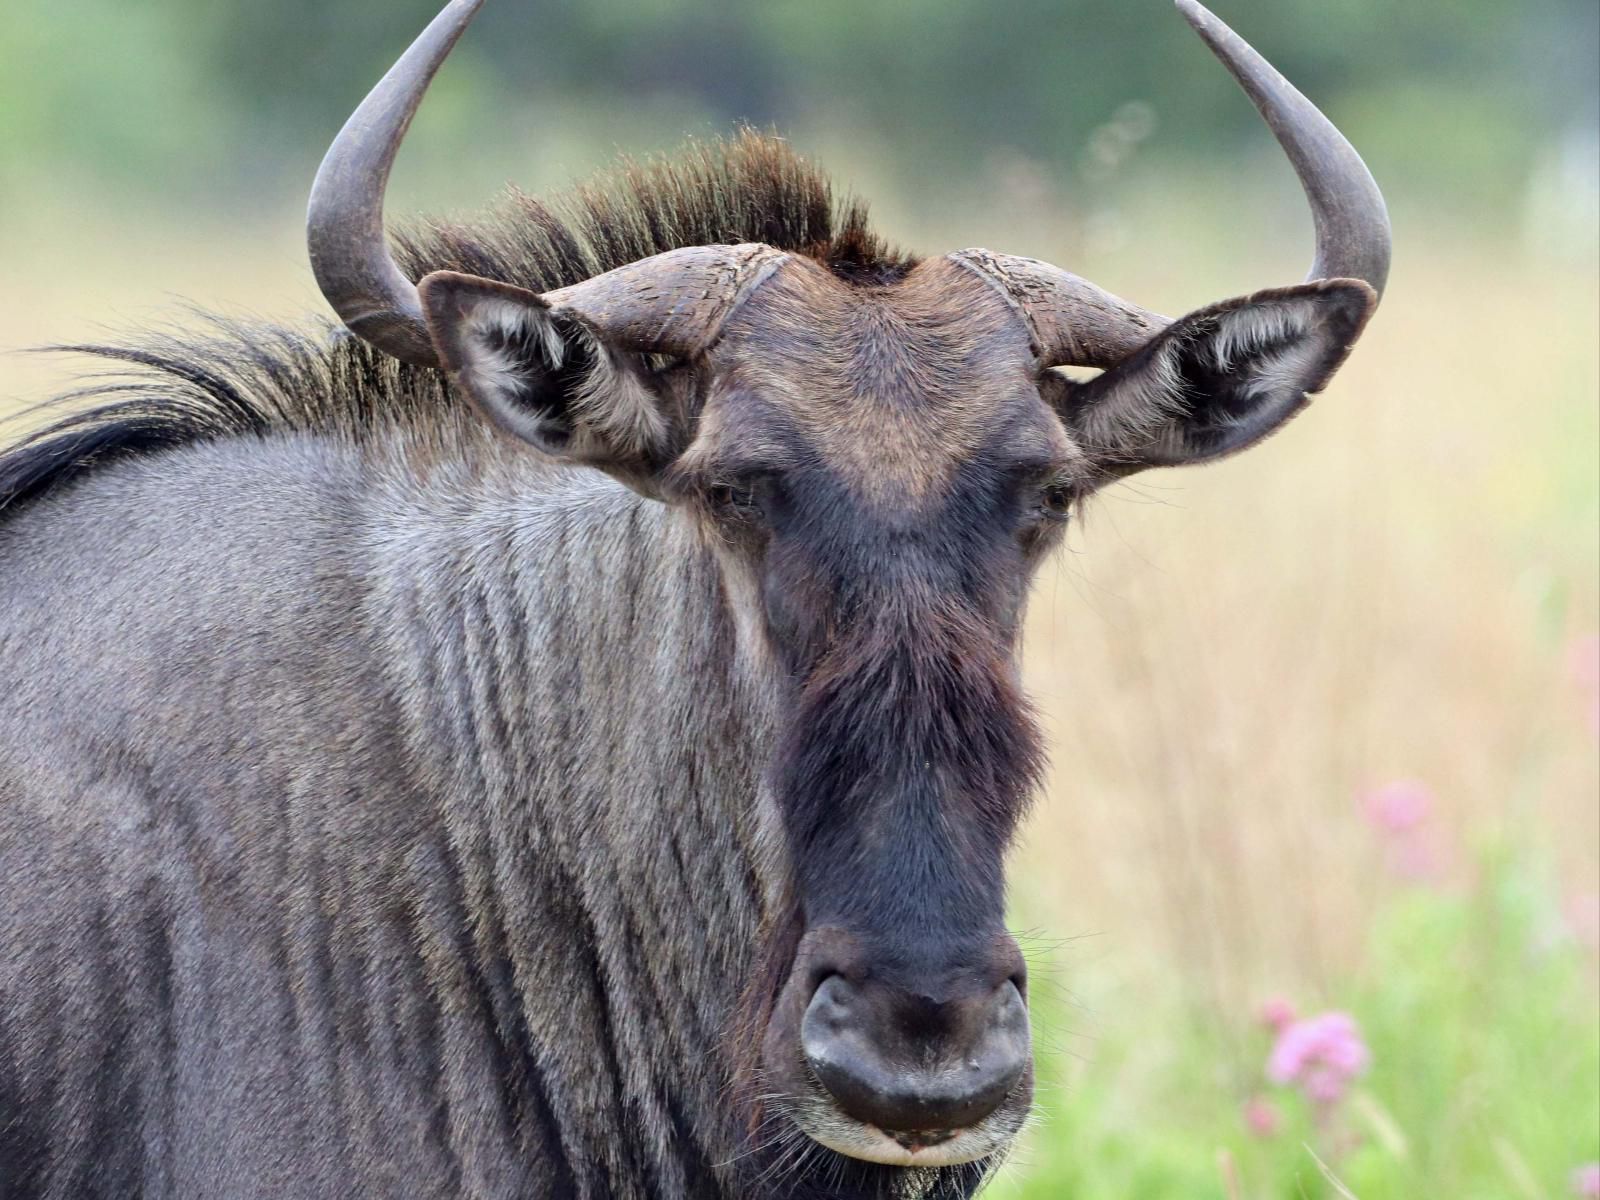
0,433 -> 779,1198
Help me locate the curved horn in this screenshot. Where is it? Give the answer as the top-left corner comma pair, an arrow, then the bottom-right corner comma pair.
1176,0 -> 1390,295
954,0 -> 1390,369
307,0 -> 486,367
538,244 -> 789,354
310,0 -> 786,365
947,249 -> 1170,368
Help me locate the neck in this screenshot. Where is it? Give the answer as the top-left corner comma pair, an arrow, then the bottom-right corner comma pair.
368,457 -> 783,1191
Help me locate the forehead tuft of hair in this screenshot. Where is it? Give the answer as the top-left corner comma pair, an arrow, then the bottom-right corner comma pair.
398,130 -> 916,291
0,131 -> 914,518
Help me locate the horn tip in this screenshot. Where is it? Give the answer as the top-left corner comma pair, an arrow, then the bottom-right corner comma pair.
1173,0 -> 1228,45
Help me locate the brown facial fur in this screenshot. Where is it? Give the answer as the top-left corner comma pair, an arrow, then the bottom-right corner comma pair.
680,255 -> 1076,512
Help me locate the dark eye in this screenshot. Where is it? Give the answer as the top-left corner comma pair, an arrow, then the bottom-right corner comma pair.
1039,482 -> 1074,520
708,481 -> 758,517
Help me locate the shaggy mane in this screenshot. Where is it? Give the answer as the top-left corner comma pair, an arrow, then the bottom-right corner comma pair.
0,132 -> 915,516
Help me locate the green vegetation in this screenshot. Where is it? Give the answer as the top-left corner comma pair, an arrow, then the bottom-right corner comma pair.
2,0 -> 1595,230
993,851 -> 1600,1198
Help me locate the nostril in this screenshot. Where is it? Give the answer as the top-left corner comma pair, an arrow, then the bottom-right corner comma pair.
802,974 -> 856,1040
800,976 -> 1031,1135
1001,941 -> 1030,1000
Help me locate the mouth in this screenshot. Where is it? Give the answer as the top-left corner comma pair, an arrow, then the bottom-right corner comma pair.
778,1077 -> 1032,1168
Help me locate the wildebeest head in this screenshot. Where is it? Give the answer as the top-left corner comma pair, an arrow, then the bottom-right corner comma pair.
307,0 -> 1389,1175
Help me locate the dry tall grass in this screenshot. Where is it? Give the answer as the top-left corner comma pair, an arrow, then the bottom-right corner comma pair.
1015,233 -> 1598,1008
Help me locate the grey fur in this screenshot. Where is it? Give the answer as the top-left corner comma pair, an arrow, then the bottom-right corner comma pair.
0,423 -> 788,1199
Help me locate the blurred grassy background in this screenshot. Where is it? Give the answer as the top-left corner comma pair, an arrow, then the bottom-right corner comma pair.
2,0 -> 1596,1195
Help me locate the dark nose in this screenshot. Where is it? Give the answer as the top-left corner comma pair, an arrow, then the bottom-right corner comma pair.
799,969 -> 1031,1135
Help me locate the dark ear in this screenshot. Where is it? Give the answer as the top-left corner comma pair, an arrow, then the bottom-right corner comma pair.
1056,280 -> 1376,473
418,270 -> 673,474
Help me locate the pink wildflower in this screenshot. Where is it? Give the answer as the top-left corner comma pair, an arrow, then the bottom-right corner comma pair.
1363,780 -> 1433,833
1258,995 -> 1297,1033
1573,1163 -> 1600,1198
1242,1094 -> 1281,1138
1267,1011 -> 1370,1110
1361,780 -> 1447,881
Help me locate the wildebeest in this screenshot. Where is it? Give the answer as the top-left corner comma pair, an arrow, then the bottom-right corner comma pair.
0,1 -> 1389,1197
